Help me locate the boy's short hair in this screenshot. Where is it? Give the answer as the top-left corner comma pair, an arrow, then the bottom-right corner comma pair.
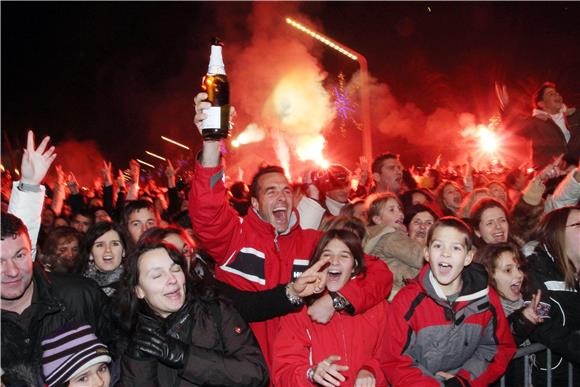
427,216 -> 474,251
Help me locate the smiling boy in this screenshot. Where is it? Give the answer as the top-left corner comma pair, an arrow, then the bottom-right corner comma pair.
381,217 -> 515,387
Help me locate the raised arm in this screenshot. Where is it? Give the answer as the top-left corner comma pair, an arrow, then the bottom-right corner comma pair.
8,130 -> 57,259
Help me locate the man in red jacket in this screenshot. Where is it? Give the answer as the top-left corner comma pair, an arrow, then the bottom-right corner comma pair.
190,92 -> 392,369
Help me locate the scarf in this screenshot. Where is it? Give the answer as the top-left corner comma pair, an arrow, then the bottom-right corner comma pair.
83,263 -> 124,296
500,296 -> 524,317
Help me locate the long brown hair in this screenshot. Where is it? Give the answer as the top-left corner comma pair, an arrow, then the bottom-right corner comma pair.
534,206 -> 579,289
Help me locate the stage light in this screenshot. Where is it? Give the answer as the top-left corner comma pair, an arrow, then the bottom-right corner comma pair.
145,151 -> 166,161
136,159 -> 155,168
286,18 -> 358,61
161,136 -> 190,150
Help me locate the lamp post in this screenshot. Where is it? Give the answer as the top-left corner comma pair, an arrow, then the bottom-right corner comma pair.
286,17 -> 372,163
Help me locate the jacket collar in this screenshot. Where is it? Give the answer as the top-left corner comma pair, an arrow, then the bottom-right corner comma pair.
418,263 -> 489,304
532,105 -> 576,121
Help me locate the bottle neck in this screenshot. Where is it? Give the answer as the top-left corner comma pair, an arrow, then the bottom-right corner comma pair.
208,45 -> 226,75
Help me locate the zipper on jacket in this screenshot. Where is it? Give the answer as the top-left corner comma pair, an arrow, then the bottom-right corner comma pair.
274,233 -> 280,251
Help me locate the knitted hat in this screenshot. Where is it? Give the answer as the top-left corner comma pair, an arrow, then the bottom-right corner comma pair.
41,323 -> 111,387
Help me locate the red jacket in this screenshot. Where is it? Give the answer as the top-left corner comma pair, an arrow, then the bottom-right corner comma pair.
273,300 -> 389,387
381,264 -> 516,387
189,162 -> 392,366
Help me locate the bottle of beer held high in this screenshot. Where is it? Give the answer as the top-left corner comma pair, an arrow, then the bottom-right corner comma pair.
201,38 -> 230,140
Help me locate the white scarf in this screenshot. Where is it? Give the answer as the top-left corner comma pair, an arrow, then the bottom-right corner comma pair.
532,105 -> 571,143
325,196 -> 347,216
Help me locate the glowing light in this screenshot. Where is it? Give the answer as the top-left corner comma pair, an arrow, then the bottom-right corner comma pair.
136,159 -> 155,169
286,17 -> 358,61
0,164 -> 4,172
161,136 -> 190,150
479,127 -> 499,153
145,151 -> 166,161
14,169 -> 20,176
295,135 -> 329,168
232,123 -> 266,146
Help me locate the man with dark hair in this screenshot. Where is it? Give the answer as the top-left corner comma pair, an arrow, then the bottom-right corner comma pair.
497,81 -> 580,167
1,131 -> 111,372
70,208 -> 94,234
122,198 -> 160,243
371,152 -> 404,194
191,93 -> 392,369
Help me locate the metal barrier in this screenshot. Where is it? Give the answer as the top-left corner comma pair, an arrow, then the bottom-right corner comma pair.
500,343 -> 576,387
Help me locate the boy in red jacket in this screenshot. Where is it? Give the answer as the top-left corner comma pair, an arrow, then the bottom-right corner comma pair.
381,217 -> 516,387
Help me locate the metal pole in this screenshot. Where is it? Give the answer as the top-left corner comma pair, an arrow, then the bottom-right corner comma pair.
285,17 -> 373,162
357,55 -> 373,163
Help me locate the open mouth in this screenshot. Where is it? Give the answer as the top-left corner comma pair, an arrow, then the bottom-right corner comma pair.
327,269 -> 342,281
272,207 -> 288,225
102,255 -> 114,262
510,282 -> 521,295
438,262 -> 452,275
493,232 -> 505,242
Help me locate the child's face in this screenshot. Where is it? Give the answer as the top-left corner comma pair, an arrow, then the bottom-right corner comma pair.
425,226 -> 473,296
320,238 -> 355,293
373,198 -> 405,230
68,362 -> 110,387
492,251 -> 523,302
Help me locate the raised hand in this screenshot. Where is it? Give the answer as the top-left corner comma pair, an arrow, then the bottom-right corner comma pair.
129,159 -> 140,183
312,355 -> 349,387
116,169 -> 127,191
66,172 -> 79,194
194,92 -> 211,133
101,160 -> 113,187
291,256 -> 330,298
55,164 -> 65,185
522,289 -> 544,325
20,130 -> 57,186
357,156 -> 369,187
538,154 -> 566,182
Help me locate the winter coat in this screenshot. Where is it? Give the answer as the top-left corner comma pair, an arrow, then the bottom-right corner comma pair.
381,264 -> 516,387
501,106 -> 580,167
189,161 -> 393,366
1,264 -> 112,369
364,225 -> 424,301
273,300 -> 388,387
121,297 -> 268,387
522,244 -> 580,377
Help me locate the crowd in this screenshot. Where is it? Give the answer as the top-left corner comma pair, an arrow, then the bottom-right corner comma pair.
1,81 -> 579,387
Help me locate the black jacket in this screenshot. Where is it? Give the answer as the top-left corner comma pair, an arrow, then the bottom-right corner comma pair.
1,264 -> 112,369
121,297 -> 269,387
523,245 -> 580,373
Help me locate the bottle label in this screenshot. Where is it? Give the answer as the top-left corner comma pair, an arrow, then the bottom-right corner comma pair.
202,107 -> 222,129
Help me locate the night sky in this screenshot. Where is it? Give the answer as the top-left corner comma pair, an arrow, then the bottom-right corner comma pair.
2,2 -> 580,180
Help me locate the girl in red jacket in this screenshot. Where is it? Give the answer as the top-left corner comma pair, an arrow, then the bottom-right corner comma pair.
273,229 -> 388,387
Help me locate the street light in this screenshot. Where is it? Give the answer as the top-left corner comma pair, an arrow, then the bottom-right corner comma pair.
286,17 -> 373,163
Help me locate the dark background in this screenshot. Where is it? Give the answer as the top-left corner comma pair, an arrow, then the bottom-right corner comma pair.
2,2 -> 580,181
